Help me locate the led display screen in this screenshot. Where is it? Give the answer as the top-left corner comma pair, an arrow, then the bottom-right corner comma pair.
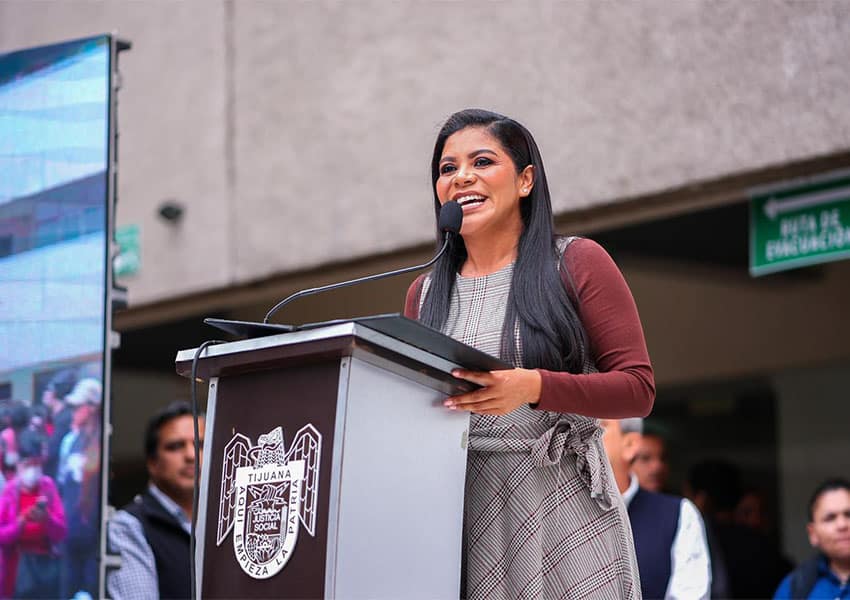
0,35 -> 112,599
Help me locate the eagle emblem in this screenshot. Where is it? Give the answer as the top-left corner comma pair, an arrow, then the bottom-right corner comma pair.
216,424 -> 322,579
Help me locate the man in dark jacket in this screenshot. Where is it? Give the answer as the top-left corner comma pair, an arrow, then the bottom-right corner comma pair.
773,478 -> 850,599
107,402 -> 204,600
602,418 -> 711,599
42,368 -> 78,479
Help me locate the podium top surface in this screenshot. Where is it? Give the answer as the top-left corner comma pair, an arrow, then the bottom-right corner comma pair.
175,315 -> 509,392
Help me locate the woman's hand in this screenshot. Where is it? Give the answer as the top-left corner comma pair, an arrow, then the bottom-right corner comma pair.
26,504 -> 46,522
444,368 -> 542,415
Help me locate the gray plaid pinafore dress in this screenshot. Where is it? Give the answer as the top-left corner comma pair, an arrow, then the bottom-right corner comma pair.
419,238 -> 641,599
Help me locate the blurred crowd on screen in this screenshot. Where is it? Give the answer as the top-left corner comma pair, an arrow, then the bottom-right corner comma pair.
0,367 -> 102,600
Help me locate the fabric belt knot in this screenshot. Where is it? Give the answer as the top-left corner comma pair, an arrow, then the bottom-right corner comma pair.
550,416 -> 614,511
468,415 -> 614,510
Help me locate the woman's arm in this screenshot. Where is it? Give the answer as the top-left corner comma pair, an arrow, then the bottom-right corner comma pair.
535,238 -> 655,418
418,240 -> 654,418
0,487 -> 22,545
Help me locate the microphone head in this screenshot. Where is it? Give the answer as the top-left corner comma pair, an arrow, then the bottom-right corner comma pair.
438,201 -> 463,235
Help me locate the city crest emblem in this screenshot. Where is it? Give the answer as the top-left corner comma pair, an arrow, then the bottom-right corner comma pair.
217,424 -> 321,579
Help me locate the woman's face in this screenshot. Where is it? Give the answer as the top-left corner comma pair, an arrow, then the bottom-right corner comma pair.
72,403 -> 96,430
17,457 -> 43,490
435,127 -> 532,242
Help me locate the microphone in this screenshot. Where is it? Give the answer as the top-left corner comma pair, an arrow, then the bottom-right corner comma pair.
263,201 -> 463,324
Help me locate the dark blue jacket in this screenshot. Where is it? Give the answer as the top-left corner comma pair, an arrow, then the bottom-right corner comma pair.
774,555 -> 850,599
123,489 -> 191,600
628,487 -> 681,599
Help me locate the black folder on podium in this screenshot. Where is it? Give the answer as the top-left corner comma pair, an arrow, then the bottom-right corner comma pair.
204,313 -> 509,372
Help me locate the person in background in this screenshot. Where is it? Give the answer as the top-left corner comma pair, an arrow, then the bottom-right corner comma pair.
736,486 -> 795,580
736,487 -> 769,533
632,430 -> 670,493
27,405 -> 49,439
0,429 -> 67,598
774,478 -> 850,599
1,402 -> 31,482
57,377 -> 102,600
601,417 -> 711,599
42,368 -> 78,479
686,459 -> 788,598
108,401 -> 205,600
55,378 -> 101,491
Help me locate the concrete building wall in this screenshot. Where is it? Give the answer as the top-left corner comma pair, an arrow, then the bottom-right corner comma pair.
622,256 -> 850,386
3,1 -> 850,306
0,0 -> 232,303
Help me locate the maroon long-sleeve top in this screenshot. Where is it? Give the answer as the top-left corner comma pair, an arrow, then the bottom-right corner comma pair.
404,238 -> 655,419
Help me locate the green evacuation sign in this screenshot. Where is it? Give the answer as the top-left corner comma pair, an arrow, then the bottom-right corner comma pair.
750,175 -> 850,276
114,224 -> 140,277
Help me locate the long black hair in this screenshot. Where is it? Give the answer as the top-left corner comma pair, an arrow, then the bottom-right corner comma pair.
420,108 -> 587,373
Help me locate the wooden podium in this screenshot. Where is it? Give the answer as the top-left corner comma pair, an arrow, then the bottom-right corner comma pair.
175,315 -> 507,599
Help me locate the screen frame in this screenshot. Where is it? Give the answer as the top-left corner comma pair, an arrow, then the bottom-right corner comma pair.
98,32 -> 132,600
0,31 -> 130,599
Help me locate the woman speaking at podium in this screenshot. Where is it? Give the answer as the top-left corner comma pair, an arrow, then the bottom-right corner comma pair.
404,109 -> 655,599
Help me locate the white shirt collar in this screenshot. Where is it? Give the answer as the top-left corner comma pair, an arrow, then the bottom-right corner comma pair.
148,483 -> 192,534
622,473 -> 640,506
